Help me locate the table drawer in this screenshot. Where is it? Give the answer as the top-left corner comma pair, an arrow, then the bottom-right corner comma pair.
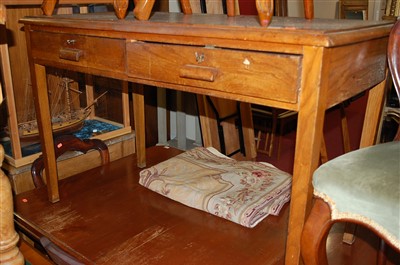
126,42 -> 301,103
30,31 -> 125,72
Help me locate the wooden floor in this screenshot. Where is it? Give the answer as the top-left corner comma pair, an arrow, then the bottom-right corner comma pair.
324,223 -> 399,265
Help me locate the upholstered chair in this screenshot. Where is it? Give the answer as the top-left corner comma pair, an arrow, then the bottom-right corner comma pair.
300,20 -> 400,265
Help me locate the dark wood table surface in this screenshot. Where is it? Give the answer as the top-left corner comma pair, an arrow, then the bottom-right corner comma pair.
14,146 -> 289,264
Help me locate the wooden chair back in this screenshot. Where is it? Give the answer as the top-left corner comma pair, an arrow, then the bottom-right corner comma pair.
31,135 -> 110,188
41,0 -> 314,26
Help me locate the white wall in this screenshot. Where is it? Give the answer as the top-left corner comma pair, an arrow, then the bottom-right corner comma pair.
169,111 -> 198,141
369,0 -> 387,20
288,0 -> 338,18
169,0 -> 181,12
288,0 -> 386,20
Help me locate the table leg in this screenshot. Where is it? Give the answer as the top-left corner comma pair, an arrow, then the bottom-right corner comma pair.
227,0 -> 235,16
255,0 -> 274,27
133,83 -> 146,168
41,0 -> 57,16
180,0 -> 193,14
303,0 -> 314,19
133,0 -> 156,21
240,102 -> 257,160
32,64 -> 59,202
113,0 -> 129,19
0,4 -> 4,24
196,95 -> 218,148
285,46 -> 328,265
359,79 -> 387,148
122,81 -> 131,127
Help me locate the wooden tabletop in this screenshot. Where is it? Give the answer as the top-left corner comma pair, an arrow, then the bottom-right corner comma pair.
14,146 -> 290,264
21,12 -> 393,47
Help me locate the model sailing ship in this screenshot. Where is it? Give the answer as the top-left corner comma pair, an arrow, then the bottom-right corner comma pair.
15,77 -> 106,141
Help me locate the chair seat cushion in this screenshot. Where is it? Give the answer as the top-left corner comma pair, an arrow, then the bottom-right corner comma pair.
313,141 -> 400,250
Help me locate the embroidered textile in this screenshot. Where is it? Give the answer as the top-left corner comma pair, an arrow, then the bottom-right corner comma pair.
139,147 -> 292,228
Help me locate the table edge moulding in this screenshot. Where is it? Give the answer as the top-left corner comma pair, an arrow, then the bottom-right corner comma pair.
18,11 -> 393,265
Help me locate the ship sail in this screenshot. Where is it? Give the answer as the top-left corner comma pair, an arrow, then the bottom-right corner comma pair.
11,76 -> 106,141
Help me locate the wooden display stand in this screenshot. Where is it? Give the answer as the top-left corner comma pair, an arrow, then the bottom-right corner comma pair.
0,3 -> 135,194
4,132 -> 135,194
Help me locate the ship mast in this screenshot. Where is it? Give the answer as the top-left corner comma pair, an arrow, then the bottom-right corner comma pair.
62,78 -> 74,120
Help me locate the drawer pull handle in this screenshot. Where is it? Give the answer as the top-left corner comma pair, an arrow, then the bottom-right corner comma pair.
59,48 -> 83,62
66,39 -> 76,45
179,65 -> 218,82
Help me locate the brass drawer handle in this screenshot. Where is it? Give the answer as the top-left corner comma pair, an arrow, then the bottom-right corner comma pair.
59,48 -> 83,62
179,65 -> 218,82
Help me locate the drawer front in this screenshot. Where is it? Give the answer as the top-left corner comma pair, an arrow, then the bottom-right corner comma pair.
30,31 -> 125,72
126,42 -> 301,103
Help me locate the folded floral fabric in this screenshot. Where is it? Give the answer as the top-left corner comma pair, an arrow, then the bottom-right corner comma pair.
139,147 -> 292,228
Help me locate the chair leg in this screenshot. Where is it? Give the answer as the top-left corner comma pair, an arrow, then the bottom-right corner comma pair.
339,103 -> 358,245
377,239 -> 387,265
256,130 -> 262,150
340,103 -> 351,153
263,132 -> 269,153
301,198 -> 333,265
320,136 -> 328,164
342,223 -> 357,245
255,131 -> 273,157
268,109 -> 278,156
277,113 -> 285,160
